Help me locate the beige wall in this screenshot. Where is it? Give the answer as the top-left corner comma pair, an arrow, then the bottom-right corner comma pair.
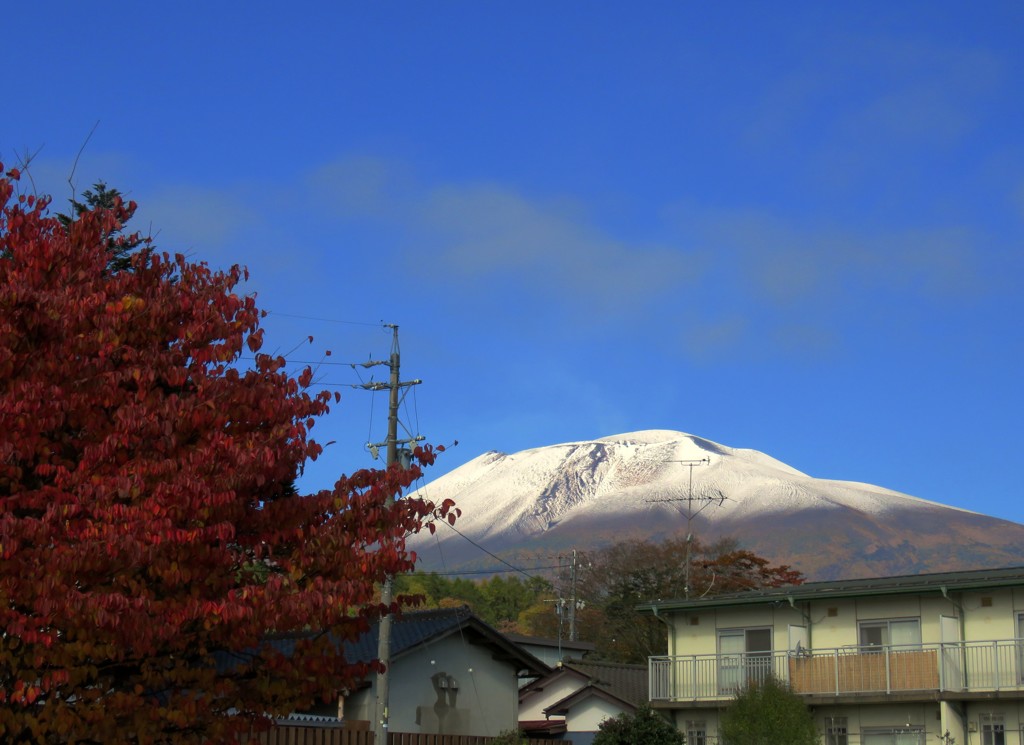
662,586 -> 1024,742
960,587 -> 1024,642
672,701 -> 1024,744
669,586 -> 1024,655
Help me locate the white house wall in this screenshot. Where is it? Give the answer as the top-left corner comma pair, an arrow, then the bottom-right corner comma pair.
345,635 -> 519,737
519,674 -> 583,721
564,697 -> 629,732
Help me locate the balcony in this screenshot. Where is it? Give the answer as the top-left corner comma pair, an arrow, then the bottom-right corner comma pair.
649,640 -> 1024,702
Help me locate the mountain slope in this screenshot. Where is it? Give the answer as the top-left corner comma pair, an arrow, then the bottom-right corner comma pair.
408,430 -> 1024,580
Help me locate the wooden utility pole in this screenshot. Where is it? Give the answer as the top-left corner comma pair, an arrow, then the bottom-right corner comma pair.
361,325 -> 421,745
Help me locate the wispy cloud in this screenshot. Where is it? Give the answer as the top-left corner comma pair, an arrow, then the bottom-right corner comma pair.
683,316 -> 750,362
418,184 -> 697,311
42,150 -> 994,365
11,152 -> 258,267
695,209 -> 982,303
306,156 -> 411,220
307,157 -> 702,316
744,35 -> 1003,182
134,185 -> 257,262
662,201 -> 988,360
303,155 -> 996,361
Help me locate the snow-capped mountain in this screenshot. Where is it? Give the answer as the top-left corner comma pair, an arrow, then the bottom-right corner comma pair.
407,430 -> 1024,580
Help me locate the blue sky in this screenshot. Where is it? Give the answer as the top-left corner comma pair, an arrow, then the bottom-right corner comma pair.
6,3 -> 1023,524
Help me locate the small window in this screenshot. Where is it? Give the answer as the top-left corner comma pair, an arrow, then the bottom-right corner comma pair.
859,619 -> 921,651
825,716 -> 848,745
981,714 -> 1005,745
685,720 -> 706,745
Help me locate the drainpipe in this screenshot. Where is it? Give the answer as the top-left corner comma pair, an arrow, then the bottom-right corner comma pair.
788,596 -> 813,649
940,586 -> 967,645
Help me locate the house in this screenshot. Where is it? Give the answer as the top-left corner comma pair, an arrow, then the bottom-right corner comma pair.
519,659 -> 649,743
340,606 -> 550,737
504,632 -> 597,670
637,565 -> 1024,745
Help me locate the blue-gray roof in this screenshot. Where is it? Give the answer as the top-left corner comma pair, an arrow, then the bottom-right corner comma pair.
637,564 -> 1024,613
256,606 -> 549,677
344,605 -> 476,664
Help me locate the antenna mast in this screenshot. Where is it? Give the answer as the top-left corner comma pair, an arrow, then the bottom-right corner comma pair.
647,457 -> 725,598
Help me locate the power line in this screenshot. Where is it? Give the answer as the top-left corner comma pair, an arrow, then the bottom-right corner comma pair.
263,311 -> 384,327
436,519 -> 546,583
238,356 -> 390,368
411,565 -> 562,577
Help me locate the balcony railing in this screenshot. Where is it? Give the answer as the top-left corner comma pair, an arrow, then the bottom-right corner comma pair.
650,639 -> 1024,702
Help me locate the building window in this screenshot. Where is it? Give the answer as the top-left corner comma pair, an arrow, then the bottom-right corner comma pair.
685,720 -> 706,745
861,727 -> 924,744
718,628 -> 773,693
825,716 -> 848,745
981,713 -> 1005,745
859,619 -> 921,651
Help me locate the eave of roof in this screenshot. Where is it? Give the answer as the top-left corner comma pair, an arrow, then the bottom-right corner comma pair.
504,632 -> 596,653
636,565 -> 1024,614
544,684 -> 637,717
520,719 -> 568,735
519,666 -> 590,702
350,606 -> 551,677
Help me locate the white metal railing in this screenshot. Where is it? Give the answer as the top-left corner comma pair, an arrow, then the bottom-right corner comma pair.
650,639 -> 1024,701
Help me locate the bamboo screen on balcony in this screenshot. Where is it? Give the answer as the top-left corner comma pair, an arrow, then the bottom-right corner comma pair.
788,650 -> 939,694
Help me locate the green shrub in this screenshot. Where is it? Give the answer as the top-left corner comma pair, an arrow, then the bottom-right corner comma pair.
593,704 -> 684,744
718,676 -> 818,745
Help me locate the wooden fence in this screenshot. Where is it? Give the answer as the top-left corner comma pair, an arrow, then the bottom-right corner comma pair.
249,725 -> 549,745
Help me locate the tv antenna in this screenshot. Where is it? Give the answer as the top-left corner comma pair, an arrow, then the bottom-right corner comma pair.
646,457 -> 728,598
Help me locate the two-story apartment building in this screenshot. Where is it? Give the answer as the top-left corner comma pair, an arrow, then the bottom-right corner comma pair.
638,566 -> 1024,744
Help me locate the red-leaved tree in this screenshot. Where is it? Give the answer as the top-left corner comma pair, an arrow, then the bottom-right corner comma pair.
0,165 -> 456,743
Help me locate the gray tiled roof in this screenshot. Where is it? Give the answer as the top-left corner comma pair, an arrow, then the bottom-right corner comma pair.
638,565 -> 1024,613
343,605 -> 476,664
562,660 -> 648,707
259,606 -> 548,677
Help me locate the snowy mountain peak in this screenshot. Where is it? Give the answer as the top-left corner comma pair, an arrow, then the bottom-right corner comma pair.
409,431 -> 1024,580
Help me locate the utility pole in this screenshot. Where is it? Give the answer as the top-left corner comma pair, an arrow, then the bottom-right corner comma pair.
568,549 -> 579,642
361,325 -> 422,745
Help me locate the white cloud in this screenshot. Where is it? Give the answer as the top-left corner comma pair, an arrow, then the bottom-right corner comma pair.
305,157 -> 702,316
659,200 -> 990,361
677,206 -> 982,305
306,156 -> 410,220
743,36 -> 1002,180
133,185 -> 256,261
683,316 -> 750,362
418,184 -> 698,311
